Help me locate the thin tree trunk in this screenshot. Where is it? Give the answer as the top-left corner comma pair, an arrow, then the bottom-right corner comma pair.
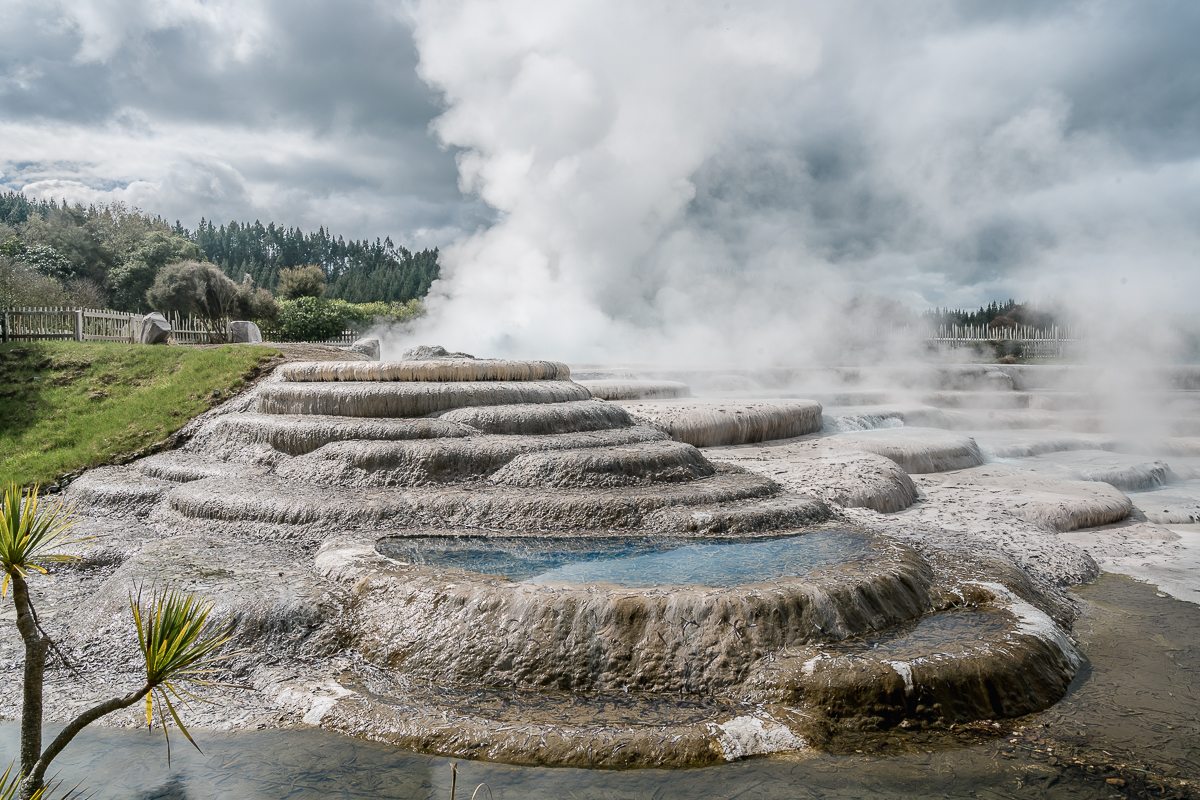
10,573 -> 48,782
19,686 -> 151,799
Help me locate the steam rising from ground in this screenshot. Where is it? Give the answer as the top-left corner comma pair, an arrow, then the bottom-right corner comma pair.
404,1 -> 1200,364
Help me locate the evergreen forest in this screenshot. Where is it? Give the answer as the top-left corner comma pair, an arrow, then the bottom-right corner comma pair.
922,300 -> 1062,330
0,191 -> 439,312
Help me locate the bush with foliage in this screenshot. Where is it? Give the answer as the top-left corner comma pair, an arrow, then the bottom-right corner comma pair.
146,260 -> 239,342
277,265 -> 327,299
265,297 -> 425,342
343,299 -> 425,328
107,232 -> 206,312
235,276 -> 279,326
1,238 -> 74,283
269,296 -> 347,341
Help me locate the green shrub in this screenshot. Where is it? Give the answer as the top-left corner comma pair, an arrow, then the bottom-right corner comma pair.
277,265 -> 327,299
270,296 -> 346,341
342,299 -> 425,331
263,297 -> 425,342
107,232 -> 206,312
146,260 -> 239,342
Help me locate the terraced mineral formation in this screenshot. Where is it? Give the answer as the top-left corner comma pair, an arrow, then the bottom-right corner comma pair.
47,355 -> 1094,768
618,399 -> 824,447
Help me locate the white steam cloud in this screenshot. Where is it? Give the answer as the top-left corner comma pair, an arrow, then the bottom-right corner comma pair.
405,1 -> 1200,364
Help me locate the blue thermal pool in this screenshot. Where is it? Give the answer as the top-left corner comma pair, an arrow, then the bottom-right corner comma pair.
375,529 -> 872,587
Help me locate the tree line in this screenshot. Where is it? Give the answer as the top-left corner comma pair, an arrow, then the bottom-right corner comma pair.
922,299 -> 1062,330
0,191 -> 439,313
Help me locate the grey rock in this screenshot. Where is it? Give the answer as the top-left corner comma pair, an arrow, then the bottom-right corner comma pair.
402,344 -> 475,360
139,312 -> 171,345
345,337 -> 380,360
230,320 -> 263,343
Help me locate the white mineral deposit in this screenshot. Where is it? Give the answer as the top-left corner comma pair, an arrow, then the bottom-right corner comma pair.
12,351 -> 1199,775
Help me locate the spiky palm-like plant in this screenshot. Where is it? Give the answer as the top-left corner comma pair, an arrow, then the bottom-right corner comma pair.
1,483 -> 232,800
0,762 -> 81,800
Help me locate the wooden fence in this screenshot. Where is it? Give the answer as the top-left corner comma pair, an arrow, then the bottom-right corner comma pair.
1,307 -> 144,343
928,324 -> 1081,359
168,312 -> 360,345
1,306 -> 361,346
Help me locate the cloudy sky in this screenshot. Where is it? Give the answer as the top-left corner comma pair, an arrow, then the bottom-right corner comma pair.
4,0 -> 1199,359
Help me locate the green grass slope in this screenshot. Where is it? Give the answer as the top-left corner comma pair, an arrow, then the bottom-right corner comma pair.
0,341 -> 279,487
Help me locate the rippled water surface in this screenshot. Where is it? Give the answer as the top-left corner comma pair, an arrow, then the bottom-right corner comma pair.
376,529 -> 870,586
1,574 -> 1196,799
824,607 -> 1017,659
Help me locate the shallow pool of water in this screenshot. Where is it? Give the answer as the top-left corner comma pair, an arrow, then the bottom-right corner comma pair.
824,606 -> 1016,660
3,575 -> 1194,799
376,530 -> 870,586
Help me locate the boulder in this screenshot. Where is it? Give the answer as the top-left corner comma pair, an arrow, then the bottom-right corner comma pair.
402,344 -> 475,360
229,320 -> 263,343
139,312 -> 171,345
346,337 -> 380,360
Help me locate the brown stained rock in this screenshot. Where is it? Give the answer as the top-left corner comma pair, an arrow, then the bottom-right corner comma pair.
71,535 -> 350,669
40,357 -> 1104,768
1004,449 -> 1174,492
490,440 -> 715,488
317,530 -> 936,696
66,467 -> 175,517
188,413 -> 476,459
970,429 -> 1118,459
708,440 -> 918,514
157,466 -> 779,533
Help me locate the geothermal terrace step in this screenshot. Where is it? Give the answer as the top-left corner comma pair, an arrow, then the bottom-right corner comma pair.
55,357 -> 1103,767
280,358 -> 572,382
258,380 -> 592,417
619,399 -> 824,447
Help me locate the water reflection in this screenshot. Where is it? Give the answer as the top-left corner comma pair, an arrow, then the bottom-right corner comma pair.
824,607 -> 1016,660
376,530 -> 870,586
1,574 -> 1195,799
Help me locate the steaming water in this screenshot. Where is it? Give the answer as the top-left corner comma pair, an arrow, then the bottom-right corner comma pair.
376,530 -> 869,587
2,575 -> 1195,799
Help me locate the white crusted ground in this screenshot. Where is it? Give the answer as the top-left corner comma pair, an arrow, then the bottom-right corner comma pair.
708,424 -> 1200,605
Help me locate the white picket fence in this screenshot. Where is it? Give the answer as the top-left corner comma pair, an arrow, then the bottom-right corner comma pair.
928,324 -> 1081,359
1,306 -> 360,346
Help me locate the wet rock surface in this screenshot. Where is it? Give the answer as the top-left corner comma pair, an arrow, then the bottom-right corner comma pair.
4,359 -> 1132,771
620,398 -> 824,447
826,427 -> 986,473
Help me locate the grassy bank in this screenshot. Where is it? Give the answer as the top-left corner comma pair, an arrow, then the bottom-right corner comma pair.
0,341 -> 279,487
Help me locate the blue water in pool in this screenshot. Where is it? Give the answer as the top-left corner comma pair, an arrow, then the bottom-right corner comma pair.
376,530 -> 870,587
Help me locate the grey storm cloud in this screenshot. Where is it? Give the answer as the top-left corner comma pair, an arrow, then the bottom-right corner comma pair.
0,0 -> 490,246
3,0 -> 1200,361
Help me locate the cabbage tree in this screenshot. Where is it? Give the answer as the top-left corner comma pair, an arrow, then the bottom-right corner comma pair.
1,483 -> 232,800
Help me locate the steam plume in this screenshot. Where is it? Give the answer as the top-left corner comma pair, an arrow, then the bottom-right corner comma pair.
405,0 -> 1200,364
